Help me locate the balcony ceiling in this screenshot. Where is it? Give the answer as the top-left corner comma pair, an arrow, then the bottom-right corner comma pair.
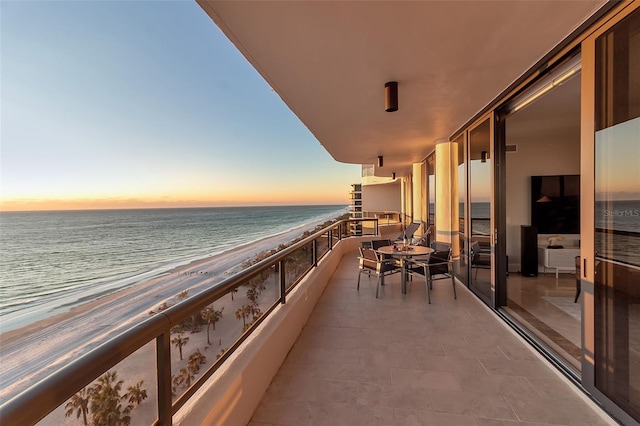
198,1 -> 605,177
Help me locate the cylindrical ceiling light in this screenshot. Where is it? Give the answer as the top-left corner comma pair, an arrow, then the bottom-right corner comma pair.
392,172 -> 396,179
481,151 -> 488,163
384,81 -> 398,112
377,156 -> 384,167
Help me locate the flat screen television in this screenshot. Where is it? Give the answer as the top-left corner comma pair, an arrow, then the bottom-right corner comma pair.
531,175 -> 580,234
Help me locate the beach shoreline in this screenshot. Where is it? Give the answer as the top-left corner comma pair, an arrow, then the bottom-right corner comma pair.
0,215 -> 337,407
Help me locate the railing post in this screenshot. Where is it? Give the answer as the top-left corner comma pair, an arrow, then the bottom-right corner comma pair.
156,331 -> 173,426
279,260 -> 286,304
312,239 -> 318,266
329,229 -> 333,249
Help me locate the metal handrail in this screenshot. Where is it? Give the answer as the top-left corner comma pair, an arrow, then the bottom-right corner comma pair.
0,218 -> 377,425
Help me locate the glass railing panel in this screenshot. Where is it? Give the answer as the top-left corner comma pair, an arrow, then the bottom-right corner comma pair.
224,265 -> 278,344
40,342 -> 158,426
0,219 -> 361,424
316,233 -> 330,260
284,243 -> 314,290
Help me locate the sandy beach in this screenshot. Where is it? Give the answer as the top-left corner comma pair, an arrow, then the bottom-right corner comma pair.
0,219 -> 331,423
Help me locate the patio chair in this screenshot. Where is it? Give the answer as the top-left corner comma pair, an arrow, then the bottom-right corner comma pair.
407,247 -> 456,304
394,222 -> 421,242
471,241 -> 491,278
413,226 -> 432,247
371,239 -> 393,250
357,247 -> 401,298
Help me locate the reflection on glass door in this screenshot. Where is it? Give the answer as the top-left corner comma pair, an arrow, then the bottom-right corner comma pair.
427,153 -> 436,233
593,9 -> 640,422
454,133 -> 468,286
468,117 -> 493,304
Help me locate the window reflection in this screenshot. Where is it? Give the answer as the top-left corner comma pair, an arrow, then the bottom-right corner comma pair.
594,8 -> 640,421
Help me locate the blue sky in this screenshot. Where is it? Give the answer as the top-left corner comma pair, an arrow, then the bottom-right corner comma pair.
0,1 -> 361,210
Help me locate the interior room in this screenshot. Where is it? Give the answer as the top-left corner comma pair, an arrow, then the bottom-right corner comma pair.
501,57 -> 583,371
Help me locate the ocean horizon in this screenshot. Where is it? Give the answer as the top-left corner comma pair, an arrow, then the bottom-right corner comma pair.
0,204 -> 348,332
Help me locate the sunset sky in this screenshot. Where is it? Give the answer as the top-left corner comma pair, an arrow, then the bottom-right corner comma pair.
0,1 -> 361,211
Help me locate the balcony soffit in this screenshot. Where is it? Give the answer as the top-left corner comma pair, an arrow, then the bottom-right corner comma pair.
197,0 -> 605,177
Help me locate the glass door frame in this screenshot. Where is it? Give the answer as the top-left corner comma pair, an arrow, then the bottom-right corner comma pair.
465,112 -> 497,307
581,3 -> 639,424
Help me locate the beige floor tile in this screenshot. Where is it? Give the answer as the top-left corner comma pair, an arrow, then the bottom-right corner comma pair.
391,367 -> 462,391
394,408 -> 481,425
428,389 -> 518,420
308,401 -> 394,426
479,358 -> 559,379
249,249 -> 614,425
504,393 -> 613,425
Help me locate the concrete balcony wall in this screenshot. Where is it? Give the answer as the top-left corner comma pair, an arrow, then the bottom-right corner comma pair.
175,236 -> 368,425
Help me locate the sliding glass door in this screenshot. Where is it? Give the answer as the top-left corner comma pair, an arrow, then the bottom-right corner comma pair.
468,116 -> 494,305
592,8 -> 640,422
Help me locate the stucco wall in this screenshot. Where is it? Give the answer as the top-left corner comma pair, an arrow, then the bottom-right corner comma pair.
362,180 -> 401,213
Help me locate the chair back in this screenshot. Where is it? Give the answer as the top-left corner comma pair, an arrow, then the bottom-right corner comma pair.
358,247 -> 378,272
371,239 -> 392,250
413,227 -> 431,247
395,222 -> 420,241
431,241 -> 451,255
428,247 -> 451,276
471,241 -> 481,263
361,241 -> 373,249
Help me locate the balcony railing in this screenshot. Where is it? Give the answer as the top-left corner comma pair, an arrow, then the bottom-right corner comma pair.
0,218 -> 378,425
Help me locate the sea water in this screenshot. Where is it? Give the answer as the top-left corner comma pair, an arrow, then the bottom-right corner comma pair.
0,205 -> 347,331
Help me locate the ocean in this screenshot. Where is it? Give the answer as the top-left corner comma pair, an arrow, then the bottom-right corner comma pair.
0,205 -> 347,332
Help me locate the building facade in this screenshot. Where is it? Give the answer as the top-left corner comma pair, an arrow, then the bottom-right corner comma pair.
199,1 -> 639,423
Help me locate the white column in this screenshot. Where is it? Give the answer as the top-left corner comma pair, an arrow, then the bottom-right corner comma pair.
412,163 -> 423,227
435,141 -> 460,256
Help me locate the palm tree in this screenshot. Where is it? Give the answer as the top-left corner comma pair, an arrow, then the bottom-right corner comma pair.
64,387 -> 91,426
235,305 -> 252,329
246,286 -> 259,305
125,381 -> 148,407
201,306 -> 224,344
89,371 -> 133,426
171,333 -> 189,360
148,301 -> 170,316
173,368 -> 194,389
187,349 -> 207,375
216,348 -> 228,360
177,290 -> 189,301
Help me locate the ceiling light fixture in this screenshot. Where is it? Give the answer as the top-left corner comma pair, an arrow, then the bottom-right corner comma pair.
481,151 -> 488,163
377,156 -> 384,167
384,81 -> 398,112
510,57 -> 581,113
392,172 -> 396,179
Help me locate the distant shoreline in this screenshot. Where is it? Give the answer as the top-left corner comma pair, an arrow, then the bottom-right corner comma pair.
0,205 -> 348,333
0,203 -> 348,214
0,212 -> 344,403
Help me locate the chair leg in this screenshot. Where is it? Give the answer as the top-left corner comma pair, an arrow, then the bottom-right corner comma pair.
424,266 -> 431,304
451,275 -> 457,299
376,275 -> 381,298
357,271 -> 361,291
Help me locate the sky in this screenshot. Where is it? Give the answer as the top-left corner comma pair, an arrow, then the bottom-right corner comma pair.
0,1 -> 362,211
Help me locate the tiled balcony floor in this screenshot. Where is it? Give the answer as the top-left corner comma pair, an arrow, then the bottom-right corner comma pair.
250,249 -> 615,426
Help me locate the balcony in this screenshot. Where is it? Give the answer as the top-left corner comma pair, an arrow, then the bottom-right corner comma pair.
0,221 -> 615,425
247,246 -> 615,425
